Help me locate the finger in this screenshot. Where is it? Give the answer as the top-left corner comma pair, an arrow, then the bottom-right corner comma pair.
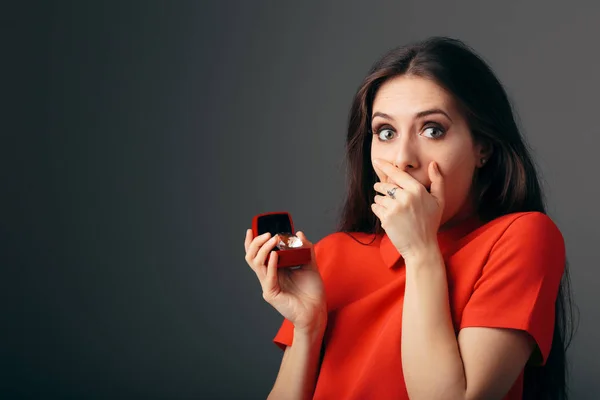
373,158 -> 421,191
244,229 -> 252,253
296,231 -> 312,246
254,234 -> 280,269
373,182 -> 404,197
371,202 -> 385,220
264,250 -> 279,290
428,161 -> 445,204
296,231 -> 318,271
245,232 -> 272,263
373,194 -> 394,209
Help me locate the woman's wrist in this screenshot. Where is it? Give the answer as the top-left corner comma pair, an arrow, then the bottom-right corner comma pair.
294,314 -> 328,341
402,241 -> 443,268
294,326 -> 326,348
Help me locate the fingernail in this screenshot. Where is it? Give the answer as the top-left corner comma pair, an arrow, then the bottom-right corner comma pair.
373,158 -> 381,165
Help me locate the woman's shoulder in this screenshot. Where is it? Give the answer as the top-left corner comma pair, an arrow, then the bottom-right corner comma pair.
481,211 -> 563,240
471,211 -> 565,264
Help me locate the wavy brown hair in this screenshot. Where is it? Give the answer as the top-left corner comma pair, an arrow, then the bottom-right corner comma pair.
337,36 -> 577,399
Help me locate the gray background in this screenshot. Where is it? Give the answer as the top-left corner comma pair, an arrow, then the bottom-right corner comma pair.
3,0 -> 599,398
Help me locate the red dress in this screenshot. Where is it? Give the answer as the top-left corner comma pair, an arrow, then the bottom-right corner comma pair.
273,212 -> 565,399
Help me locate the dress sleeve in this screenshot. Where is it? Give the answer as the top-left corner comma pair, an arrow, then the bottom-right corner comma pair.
273,317 -> 295,351
459,212 -> 566,365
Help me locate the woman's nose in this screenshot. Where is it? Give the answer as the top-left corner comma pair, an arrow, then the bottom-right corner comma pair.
393,138 -> 419,170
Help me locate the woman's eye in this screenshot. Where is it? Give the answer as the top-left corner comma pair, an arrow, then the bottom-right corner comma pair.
377,129 -> 395,141
422,125 -> 445,139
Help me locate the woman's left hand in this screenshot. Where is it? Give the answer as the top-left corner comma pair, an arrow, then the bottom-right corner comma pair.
371,158 -> 445,261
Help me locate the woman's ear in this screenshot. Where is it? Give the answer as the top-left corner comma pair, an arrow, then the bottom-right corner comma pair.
475,139 -> 494,167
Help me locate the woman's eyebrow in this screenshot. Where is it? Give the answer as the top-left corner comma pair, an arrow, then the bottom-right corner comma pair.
372,108 -> 453,122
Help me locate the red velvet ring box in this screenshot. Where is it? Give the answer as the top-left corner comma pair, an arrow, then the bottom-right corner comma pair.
251,211 -> 312,268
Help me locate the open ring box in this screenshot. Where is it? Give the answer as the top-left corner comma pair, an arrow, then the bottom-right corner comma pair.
251,211 -> 312,268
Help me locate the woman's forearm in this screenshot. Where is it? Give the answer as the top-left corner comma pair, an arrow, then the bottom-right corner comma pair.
268,322 -> 326,400
401,247 -> 467,400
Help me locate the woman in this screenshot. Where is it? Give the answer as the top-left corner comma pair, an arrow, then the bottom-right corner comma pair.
244,36 -> 575,399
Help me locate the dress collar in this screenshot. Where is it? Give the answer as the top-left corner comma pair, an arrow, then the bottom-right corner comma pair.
379,214 -> 484,269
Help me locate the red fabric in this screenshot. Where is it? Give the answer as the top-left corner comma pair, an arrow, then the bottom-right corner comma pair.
272,212 -> 565,399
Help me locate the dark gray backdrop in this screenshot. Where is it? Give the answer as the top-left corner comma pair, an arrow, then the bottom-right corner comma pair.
3,1 -> 598,398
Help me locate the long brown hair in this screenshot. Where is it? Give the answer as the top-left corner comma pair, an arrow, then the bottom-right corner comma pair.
338,36 -> 577,399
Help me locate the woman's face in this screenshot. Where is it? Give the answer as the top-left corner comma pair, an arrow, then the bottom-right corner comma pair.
370,75 -> 490,227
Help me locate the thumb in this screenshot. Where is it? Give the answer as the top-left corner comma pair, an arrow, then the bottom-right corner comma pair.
296,231 -> 312,246
428,161 -> 445,204
295,231 -> 317,270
